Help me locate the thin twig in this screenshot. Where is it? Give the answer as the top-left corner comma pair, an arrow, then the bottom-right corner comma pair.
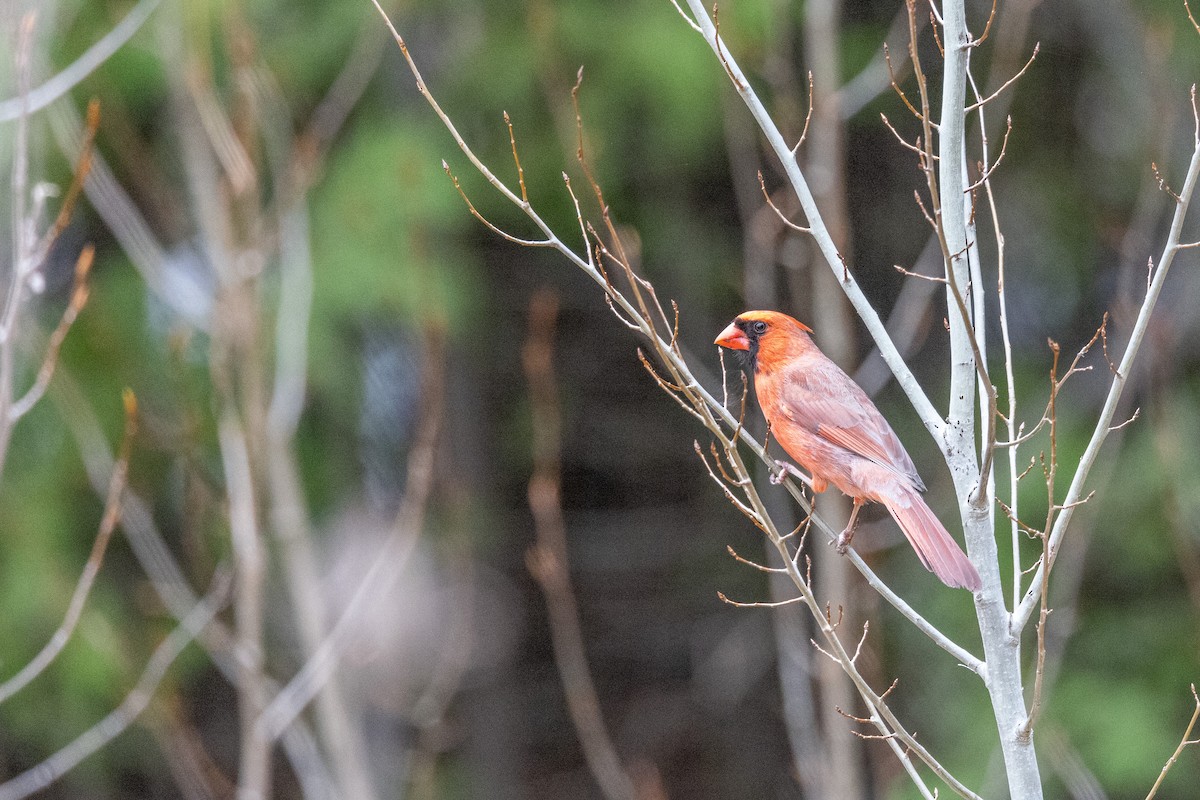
1144,684 -> 1200,800
0,389 -> 136,704
727,545 -> 786,573
0,570 -> 231,800
8,246 -> 94,421
789,71 -> 815,155
718,591 -> 804,609
963,44 -> 1039,112
966,115 -> 1012,192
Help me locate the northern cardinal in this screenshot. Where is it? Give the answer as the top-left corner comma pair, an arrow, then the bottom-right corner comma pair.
715,310 -> 981,591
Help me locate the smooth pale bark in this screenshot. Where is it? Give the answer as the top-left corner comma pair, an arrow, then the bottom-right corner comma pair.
937,2 -> 1044,798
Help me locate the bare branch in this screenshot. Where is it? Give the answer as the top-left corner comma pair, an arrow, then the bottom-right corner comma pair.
0,570 -> 231,800
757,170 -> 811,233
0,389 -> 135,704
8,246 -> 94,421
966,116 -> 1013,192
718,591 -> 804,609
443,161 -> 553,247
727,545 -> 787,573
1145,684 -> 1200,800
963,44 -> 1039,112
524,290 -> 637,800
790,71 -> 815,155
504,111 -> 530,204
0,0 -> 162,122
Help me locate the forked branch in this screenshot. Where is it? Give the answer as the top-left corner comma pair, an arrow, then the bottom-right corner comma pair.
1145,684 -> 1200,800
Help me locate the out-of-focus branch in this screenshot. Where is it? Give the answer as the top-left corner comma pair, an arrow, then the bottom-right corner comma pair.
257,329 -> 445,742
149,696 -> 236,800
0,569 -> 232,800
253,53 -> 381,800
297,13 -> 388,171
0,14 -> 37,481
801,2 -> 865,798
220,410 -> 272,800
52,371 -> 337,800
0,0 -> 162,123
405,547 -> 477,799
0,389 -> 135,704
1041,729 -> 1108,800
523,289 -> 638,800
7,245 -> 93,422
46,99 -> 172,308
838,5 -> 925,119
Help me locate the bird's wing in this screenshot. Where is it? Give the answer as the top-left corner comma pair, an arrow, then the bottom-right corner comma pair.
777,359 -> 925,490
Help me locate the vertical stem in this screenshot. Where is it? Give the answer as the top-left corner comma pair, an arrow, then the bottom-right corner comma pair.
938,1 -> 975,441
940,2 -> 1043,798
524,290 -> 637,800
266,439 -> 378,800
261,75 -> 380,800
221,410 -> 272,800
0,12 -> 36,482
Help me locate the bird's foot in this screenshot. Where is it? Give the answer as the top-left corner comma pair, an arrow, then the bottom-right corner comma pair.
835,528 -> 854,555
835,501 -> 864,555
771,460 -> 813,488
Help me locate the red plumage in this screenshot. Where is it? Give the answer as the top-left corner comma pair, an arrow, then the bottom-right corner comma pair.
716,310 -> 981,591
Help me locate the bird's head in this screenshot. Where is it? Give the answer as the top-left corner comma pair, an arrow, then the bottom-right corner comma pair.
714,310 -> 813,372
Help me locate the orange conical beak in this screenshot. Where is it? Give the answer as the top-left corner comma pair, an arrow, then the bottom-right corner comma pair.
715,321 -> 749,351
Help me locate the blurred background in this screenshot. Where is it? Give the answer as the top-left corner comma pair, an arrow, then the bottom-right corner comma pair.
0,0 -> 1198,798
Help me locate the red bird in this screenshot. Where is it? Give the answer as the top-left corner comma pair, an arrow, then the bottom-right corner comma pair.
716,310 -> 981,591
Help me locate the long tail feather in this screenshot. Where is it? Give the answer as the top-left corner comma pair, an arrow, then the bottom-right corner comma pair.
883,489 -> 981,591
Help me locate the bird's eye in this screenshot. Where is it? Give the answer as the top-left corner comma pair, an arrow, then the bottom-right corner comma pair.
752,321 -> 768,334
